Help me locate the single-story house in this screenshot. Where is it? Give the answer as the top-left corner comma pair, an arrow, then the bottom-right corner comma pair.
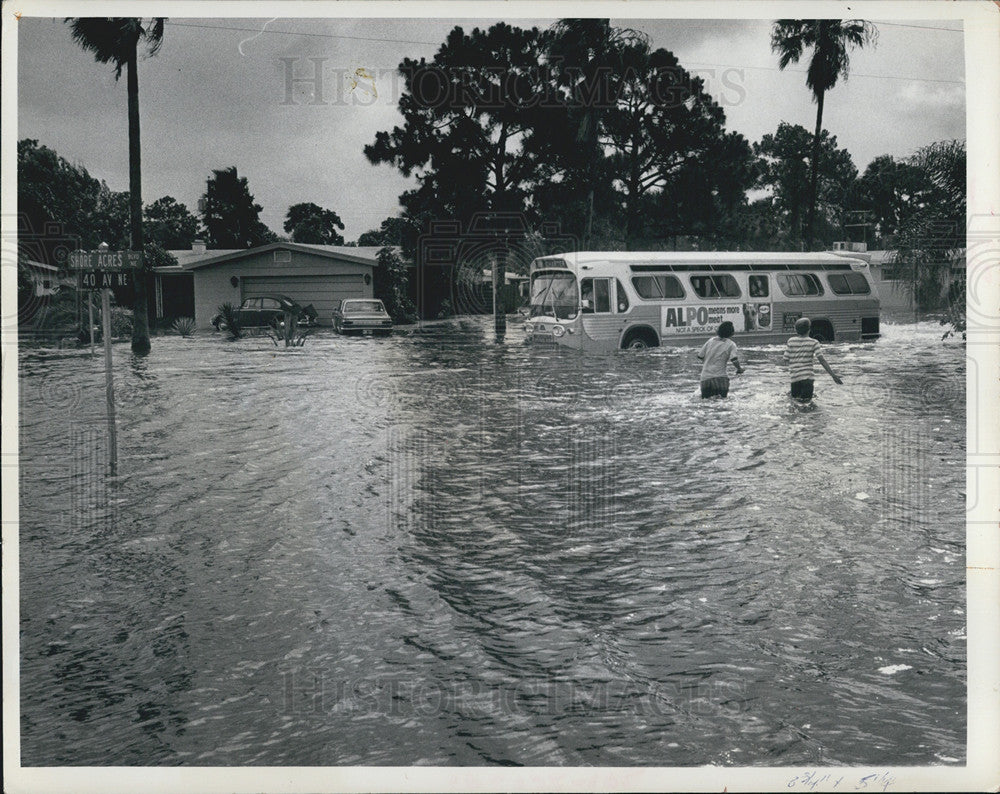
20,258 -> 76,296
154,241 -> 383,328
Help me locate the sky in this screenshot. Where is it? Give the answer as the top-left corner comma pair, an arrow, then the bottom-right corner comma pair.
16,11 -> 967,243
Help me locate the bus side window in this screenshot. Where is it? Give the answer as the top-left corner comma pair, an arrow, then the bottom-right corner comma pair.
749,275 -> 769,298
580,278 -> 594,312
690,276 -> 714,298
592,279 -> 611,313
615,279 -> 630,312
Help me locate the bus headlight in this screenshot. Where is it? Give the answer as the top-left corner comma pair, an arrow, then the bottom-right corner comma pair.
551,324 -> 566,338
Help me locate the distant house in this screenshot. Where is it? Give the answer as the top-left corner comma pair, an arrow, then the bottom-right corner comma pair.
831,242 -> 964,315
20,258 -> 75,297
154,241 -> 383,328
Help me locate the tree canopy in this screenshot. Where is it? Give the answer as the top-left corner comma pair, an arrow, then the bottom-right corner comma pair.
283,202 -> 346,245
891,140 -> 966,311
366,23 -> 547,237
17,138 -> 183,258
144,196 -> 200,249
367,20 -> 755,256
199,167 -> 278,248
356,216 -> 414,248
754,122 -> 858,248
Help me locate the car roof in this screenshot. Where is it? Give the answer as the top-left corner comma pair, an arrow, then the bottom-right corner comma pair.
243,294 -> 298,303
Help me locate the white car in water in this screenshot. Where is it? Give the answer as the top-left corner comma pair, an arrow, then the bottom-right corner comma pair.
332,299 -> 393,336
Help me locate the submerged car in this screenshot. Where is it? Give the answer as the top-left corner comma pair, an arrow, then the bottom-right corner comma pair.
212,294 -> 317,330
333,299 -> 393,336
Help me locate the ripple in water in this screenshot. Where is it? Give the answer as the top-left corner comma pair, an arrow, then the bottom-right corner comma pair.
18,320 -> 965,766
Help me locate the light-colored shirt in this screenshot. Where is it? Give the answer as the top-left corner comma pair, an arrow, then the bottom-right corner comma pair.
783,335 -> 821,381
698,337 -> 739,380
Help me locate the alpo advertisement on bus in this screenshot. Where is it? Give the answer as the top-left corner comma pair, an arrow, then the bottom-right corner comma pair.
661,302 -> 772,335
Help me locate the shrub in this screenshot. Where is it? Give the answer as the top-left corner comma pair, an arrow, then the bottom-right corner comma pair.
31,289 -> 79,331
172,317 -> 196,337
374,246 -> 418,323
216,302 -> 243,339
110,307 -> 133,338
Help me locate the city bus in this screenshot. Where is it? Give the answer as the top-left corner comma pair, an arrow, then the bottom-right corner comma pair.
525,251 -> 880,351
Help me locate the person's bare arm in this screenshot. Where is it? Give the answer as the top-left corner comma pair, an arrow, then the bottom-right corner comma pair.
731,357 -> 744,375
816,352 -> 843,384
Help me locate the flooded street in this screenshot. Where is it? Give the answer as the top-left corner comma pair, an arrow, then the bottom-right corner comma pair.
17,318 -> 965,766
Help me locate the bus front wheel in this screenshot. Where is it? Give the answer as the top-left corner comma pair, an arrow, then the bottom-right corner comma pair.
622,329 -> 659,349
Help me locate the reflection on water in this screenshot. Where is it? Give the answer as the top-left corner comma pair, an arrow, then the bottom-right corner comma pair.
18,319 -> 965,766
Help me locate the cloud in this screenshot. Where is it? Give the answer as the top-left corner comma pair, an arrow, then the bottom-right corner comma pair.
897,81 -> 965,111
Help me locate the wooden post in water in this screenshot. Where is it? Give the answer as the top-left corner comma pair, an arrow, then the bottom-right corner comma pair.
494,245 -> 507,342
101,287 -> 118,474
283,310 -> 293,347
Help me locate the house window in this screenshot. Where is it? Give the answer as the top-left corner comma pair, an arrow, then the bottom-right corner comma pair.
274,250 -> 291,263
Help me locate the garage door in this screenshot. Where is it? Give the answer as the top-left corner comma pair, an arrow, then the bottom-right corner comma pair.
241,275 -> 365,325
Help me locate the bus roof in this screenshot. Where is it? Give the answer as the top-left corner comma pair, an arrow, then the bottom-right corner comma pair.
533,251 -> 869,268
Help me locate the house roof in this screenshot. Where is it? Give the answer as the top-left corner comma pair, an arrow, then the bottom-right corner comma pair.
865,249 -> 966,266
21,258 -> 59,272
163,242 -> 387,272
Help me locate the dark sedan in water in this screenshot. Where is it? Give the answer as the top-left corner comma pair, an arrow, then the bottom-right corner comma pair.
212,295 -> 317,330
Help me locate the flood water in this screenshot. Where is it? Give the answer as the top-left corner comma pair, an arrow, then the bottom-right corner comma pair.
17,318 -> 966,766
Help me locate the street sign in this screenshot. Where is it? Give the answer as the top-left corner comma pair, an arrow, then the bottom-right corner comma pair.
68,250 -> 143,270
79,270 -> 132,290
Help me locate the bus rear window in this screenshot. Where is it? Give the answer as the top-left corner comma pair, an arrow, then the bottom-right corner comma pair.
828,272 -> 871,295
690,274 -> 741,298
632,275 -> 684,299
777,273 -> 824,296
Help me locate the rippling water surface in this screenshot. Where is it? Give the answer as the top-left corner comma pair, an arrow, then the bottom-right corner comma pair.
18,319 -> 965,766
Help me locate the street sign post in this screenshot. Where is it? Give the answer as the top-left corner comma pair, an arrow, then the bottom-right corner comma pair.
101,286 -> 118,474
70,246 -> 142,474
88,293 -> 95,356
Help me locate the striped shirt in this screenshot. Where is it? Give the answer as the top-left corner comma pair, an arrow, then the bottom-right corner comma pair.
784,335 -> 821,381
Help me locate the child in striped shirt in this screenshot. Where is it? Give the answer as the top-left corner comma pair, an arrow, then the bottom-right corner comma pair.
784,317 -> 843,400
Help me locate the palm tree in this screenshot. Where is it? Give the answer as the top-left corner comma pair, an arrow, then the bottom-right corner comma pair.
67,18 -> 165,354
771,19 -> 877,250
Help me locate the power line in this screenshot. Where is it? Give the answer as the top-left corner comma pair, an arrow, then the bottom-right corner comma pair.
165,20 -> 443,47
874,21 -> 964,33
164,19 -> 965,86
684,60 -> 964,86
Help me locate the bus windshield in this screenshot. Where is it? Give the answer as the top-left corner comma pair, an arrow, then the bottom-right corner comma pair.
530,271 -> 579,319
